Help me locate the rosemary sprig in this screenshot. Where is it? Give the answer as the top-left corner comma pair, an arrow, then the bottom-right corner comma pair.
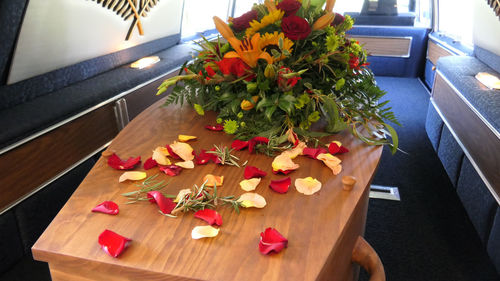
121,174 -> 174,204
254,134 -> 292,156
206,144 -> 241,167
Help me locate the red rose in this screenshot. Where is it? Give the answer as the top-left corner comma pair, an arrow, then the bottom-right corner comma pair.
216,58 -> 255,80
277,0 -> 301,16
281,15 -> 311,40
331,13 -> 345,26
232,10 -> 258,32
278,67 -> 301,91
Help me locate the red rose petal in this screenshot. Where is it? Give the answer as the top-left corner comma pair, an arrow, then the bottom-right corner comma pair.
272,169 -> 295,175
98,229 -> 131,258
244,166 -> 267,179
231,139 -> 249,150
248,137 -> 269,154
143,157 -> 158,170
205,124 -> 224,131
165,145 -> 181,159
259,228 -> 288,255
92,201 -> 119,215
107,153 -> 141,170
302,147 -> 328,159
147,191 -> 177,214
328,142 -> 350,155
269,177 -> 291,193
195,150 -> 211,165
159,165 -> 182,176
194,209 -> 223,226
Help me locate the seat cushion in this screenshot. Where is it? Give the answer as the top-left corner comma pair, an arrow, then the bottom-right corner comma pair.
437,126 -> 464,187
425,102 -> 444,151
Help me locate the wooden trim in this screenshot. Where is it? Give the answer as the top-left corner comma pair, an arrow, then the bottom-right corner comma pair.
350,36 -> 412,57
427,40 -> 454,65
432,73 -> 500,203
0,104 -> 119,213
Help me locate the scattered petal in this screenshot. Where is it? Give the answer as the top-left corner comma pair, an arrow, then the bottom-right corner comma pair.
302,147 -> 328,159
194,209 -> 223,226
191,225 -> 220,239
195,149 -> 219,165
203,174 -> 224,187
159,165 -> 182,176
281,141 -> 306,159
328,141 -> 349,154
153,147 -> 171,165
147,191 -> 177,214
286,128 -> 299,147
238,192 -> 266,208
205,124 -> 224,131
317,153 -> 342,175
269,177 -> 291,193
98,229 -> 131,258
272,154 -> 299,174
239,178 -> 261,191
259,228 -> 288,255
143,157 -> 158,170
295,177 -> 322,195
248,136 -> 269,154
176,160 -> 194,169
92,201 -> 119,215
174,188 -> 192,203
244,166 -> 267,179
178,135 -> 197,142
231,139 -> 249,150
165,145 -> 181,159
169,141 -> 195,161
107,154 -> 141,170
118,171 -> 147,183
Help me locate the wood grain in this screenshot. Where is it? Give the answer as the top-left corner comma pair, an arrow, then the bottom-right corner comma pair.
350,36 -> 411,57
352,236 -> 386,281
33,99 -> 383,281
432,73 -> 500,201
0,103 -> 118,213
427,40 -> 454,66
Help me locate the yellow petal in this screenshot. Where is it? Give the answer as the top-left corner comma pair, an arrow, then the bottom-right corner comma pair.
281,141 -> 306,159
176,160 -> 194,169
174,188 -> 192,203
272,153 -> 300,172
238,192 -> 266,208
239,178 -> 261,191
317,153 -> 342,175
178,135 -> 197,142
152,147 -> 171,165
295,177 -> 322,195
191,225 -> 220,239
119,171 -> 147,183
203,174 -> 224,187
170,141 -> 194,161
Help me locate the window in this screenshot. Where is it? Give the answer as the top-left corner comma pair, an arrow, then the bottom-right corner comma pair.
437,0 -> 474,46
181,0 -> 232,39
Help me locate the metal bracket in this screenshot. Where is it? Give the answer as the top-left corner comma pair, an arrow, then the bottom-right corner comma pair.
114,98 -> 130,131
369,185 -> 401,201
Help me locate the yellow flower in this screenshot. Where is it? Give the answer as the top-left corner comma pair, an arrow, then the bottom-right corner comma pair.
225,33 -> 273,68
260,32 -> 294,61
246,10 -> 284,37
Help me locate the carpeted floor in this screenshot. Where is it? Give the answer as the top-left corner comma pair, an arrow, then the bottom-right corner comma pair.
359,77 -> 499,281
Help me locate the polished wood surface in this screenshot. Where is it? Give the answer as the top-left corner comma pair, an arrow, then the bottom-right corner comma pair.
352,236 -> 386,281
427,40 -> 454,66
33,98 -> 383,281
350,36 -> 411,57
0,103 -> 118,213
432,73 -> 500,202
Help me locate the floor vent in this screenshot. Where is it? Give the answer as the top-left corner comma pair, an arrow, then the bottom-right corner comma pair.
369,185 -> 401,201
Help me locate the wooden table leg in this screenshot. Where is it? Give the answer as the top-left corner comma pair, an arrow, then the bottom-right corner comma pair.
352,236 -> 386,281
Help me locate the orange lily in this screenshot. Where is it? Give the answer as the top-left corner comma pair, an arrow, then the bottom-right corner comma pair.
225,33 -> 273,68
325,0 -> 336,12
312,12 -> 335,30
213,16 -> 235,40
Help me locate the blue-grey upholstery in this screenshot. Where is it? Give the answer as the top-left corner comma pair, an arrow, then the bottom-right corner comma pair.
437,56 -> 500,133
424,59 -> 436,88
347,27 -> 430,77
437,126 -> 464,187
425,102 -> 444,151
475,46 -> 500,74
456,157 -> 497,244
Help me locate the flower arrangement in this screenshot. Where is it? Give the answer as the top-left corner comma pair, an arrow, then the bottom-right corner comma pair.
157,0 -> 399,153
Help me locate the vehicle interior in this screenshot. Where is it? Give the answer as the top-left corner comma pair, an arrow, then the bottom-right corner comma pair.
0,0 -> 499,280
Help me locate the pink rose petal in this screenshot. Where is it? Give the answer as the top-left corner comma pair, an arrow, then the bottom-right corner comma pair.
269,177 -> 291,193
194,209 -> 223,226
92,201 -> 119,215
259,228 -> 288,255
147,191 -> 177,214
98,229 -> 131,258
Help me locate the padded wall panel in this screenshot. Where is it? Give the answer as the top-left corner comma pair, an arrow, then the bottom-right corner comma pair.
425,102 -> 443,151
456,157 -> 498,244
0,210 -> 24,274
424,60 -> 435,89
14,158 -> 95,252
0,0 -> 28,84
437,126 -> 464,187
487,209 -> 500,275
